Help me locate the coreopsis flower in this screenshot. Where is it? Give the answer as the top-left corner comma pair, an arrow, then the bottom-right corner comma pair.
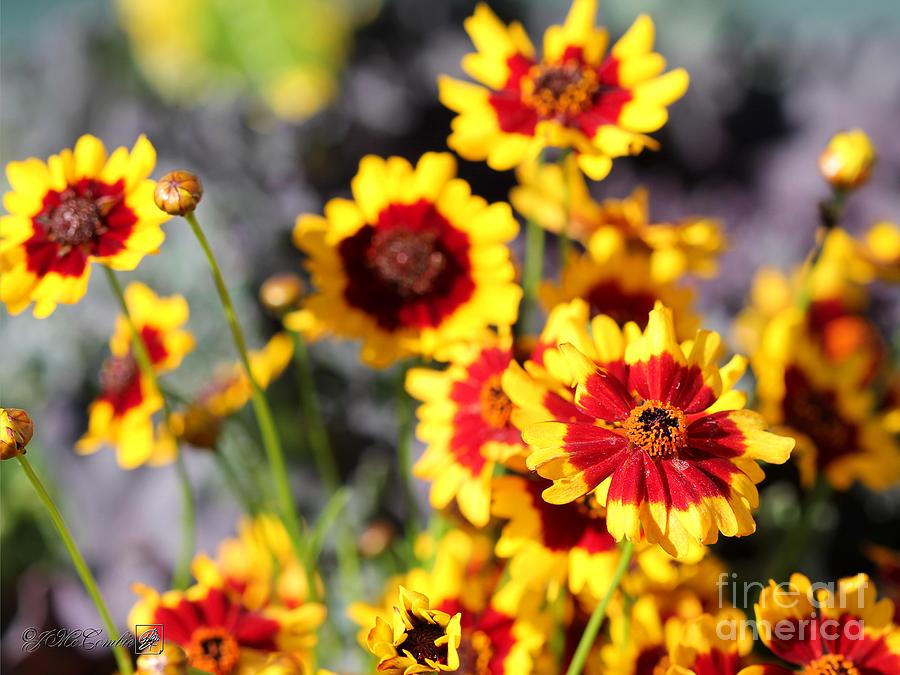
287,153 -> 521,367
1,135 -> 168,317
511,157 -> 724,282
663,609 -> 753,675
540,247 -> 698,336
743,573 -> 900,675
406,332 -> 526,526
856,221 -> 900,283
1,408 -> 34,460
752,310 -> 899,491
491,474 -> 620,599
520,303 -> 794,558
352,530 -> 545,675
76,282 -> 194,469
131,516 -> 325,675
438,0 -> 689,179
818,129 -> 877,190
192,514 -> 322,613
367,587 -> 463,673
168,333 -> 294,450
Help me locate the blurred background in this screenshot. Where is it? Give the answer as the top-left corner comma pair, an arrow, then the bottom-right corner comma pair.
1,0 -> 899,673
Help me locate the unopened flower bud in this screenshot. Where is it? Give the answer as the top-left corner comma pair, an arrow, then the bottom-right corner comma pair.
136,643 -> 188,674
358,519 -> 395,558
260,273 -> 305,316
170,406 -> 222,450
1,408 -> 33,460
154,170 -> 203,215
818,129 -> 877,190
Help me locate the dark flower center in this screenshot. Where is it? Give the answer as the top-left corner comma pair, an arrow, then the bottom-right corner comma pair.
47,196 -> 102,247
366,226 -> 447,298
802,654 -> 860,675
99,355 -> 139,397
524,60 -> 599,118
479,375 -> 513,429
456,630 -> 493,675
404,622 -> 447,664
188,627 -> 241,675
624,400 -> 687,459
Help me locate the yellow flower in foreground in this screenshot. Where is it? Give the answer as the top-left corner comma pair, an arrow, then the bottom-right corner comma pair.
818,128 -> 877,190
76,282 -> 193,469
519,303 -> 794,558
287,153 -> 521,367
439,0 -> 689,179
367,587 -> 462,674
1,135 -> 168,317
511,157 -> 724,282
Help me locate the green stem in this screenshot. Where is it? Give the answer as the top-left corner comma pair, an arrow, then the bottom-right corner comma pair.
16,455 -> 134,675
290,331 -> 362,599
396,365 -> 419,543
214,448 -> 258,515
565,540 -> 634,675
183,212 -> 306,560
103,267 -> 195,590
769,477 -> 832,581
521,219 -> 546,333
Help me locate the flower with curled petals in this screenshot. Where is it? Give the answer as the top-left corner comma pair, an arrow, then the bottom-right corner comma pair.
522,304 -> 794,558
287,153 -> 521,367
1,134 -> 168,317
739,574 -> 900,675
438,0 -> 689,179
367,587 -> 462,674
76,282 -> 194,469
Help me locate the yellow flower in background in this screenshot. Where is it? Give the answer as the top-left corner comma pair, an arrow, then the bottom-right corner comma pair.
752,309 -> 899,492
662,608 -> 752,675
857,221 -> 900,283
439,0 -> 689,179
541,246 -> 699,337
1,135 -> 168,317
287,153 -> 521,367
406,331 -> 526,527
748,574 -> 900,674
168,333 -> 294,450
76,283 -> 194,469
117,0 -> 377,122
367,587 -> 463,674
511,156 -> 724,283
818,128 -> 877,190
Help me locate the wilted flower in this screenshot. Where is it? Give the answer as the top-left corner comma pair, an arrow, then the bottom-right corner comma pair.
366,586 -> 462,673
1,135 -> 168,317
439,0 -> 689,179
76,283 -> 194,468
154,170 -> 203,216
818,129 -> 877,190
288,153 -> 521,367
1,408 -> 33,460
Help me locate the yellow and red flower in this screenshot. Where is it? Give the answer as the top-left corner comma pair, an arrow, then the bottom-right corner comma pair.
541,246 -> 699,336
76,282 -> 193,469
287,153 -> 521,367
438,0 -> 689,179
406,332 -> 526,527
1,135 -> 168,317
665,609 -> 753,675
742,573 -> 900,675
521,304 -> 794,558
511,157 -> 724,282
352,529 -> 545,675
752,309 -> 899,491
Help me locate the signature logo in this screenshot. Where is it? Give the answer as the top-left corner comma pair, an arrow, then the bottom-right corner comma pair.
134,624 -> 164,655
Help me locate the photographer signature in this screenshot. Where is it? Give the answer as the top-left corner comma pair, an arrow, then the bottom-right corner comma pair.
21,627 -> 135,653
